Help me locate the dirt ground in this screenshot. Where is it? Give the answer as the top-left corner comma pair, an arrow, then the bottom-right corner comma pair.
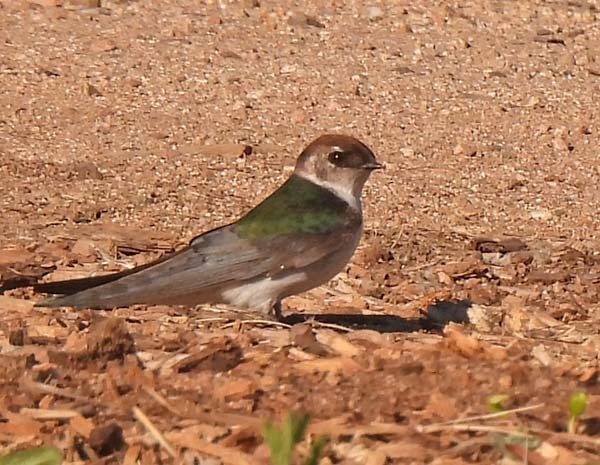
1,0 -> 600,463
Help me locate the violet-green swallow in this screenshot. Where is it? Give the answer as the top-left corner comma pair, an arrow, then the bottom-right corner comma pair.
33,134 -> 382,319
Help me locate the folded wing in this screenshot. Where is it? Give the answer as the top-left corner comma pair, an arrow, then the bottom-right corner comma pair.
35,221 -> 357,309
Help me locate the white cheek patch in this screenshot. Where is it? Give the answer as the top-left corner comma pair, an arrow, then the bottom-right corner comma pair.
296,172 -> 362,212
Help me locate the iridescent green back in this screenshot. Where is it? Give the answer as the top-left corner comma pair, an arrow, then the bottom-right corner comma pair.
235,175 -> 360,239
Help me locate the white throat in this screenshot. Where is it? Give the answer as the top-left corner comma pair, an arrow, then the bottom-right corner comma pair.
296,172 -> 362,212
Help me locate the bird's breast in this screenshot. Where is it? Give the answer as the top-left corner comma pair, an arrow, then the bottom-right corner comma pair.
277,223 -> 363,299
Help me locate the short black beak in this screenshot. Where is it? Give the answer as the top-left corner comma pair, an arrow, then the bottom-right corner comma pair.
363,161 -> 384,170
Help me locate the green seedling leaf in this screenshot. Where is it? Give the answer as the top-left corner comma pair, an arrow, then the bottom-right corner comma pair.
264,421 -> 289,465
568,392 -> 588,434
263,412 -> 327,465
287,412 -> 311,446
569,392 -> 588,419
0,446 -> 62,465
488,394 -> 510,413
264,412 -> 312,465
303,436 -> 328,465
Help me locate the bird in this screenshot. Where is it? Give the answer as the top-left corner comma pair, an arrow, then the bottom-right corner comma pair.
33,134 -> 383,319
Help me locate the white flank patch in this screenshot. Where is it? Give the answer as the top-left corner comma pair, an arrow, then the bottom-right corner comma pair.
221,272 -> 307,313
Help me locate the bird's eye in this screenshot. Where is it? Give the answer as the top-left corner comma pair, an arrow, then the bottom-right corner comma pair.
328,151 -> 345,164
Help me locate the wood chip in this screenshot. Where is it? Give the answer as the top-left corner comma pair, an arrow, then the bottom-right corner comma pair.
295,357 -> 363,374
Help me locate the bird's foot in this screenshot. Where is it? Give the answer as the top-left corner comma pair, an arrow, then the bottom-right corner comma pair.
269,301 -> 285,322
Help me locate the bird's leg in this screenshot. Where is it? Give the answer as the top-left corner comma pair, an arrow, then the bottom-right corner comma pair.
270,301 -> 284,321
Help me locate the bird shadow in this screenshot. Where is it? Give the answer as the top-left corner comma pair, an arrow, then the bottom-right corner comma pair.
280,299 -> 473,333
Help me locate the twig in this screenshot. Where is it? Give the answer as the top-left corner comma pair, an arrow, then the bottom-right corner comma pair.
529,428 -> 600,448
194,317 -> 230,324
421,403 -> 544,430
142,385 -> 265,429
166,431 -> 259,465
311,320 -> 354,332
19,408 -> 81,420
402,258 -> 443,272
419,406 -> 600,449
142,386 -> 182,417
221,319 -> 292,329
417,423 -> 534,436
132,406 -> 177,458
20,378 -> 92,404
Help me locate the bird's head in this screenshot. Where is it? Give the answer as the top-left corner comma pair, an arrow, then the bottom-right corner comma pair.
294,134 -> 383,203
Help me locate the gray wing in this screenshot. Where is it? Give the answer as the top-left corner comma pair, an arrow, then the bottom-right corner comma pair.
36,223 -> 358,309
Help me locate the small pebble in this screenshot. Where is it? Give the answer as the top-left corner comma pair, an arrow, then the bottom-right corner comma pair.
366,6 -> 384,21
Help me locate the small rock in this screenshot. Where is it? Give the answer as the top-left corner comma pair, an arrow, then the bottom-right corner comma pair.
28,0 -> 62,6
125,77 -> 142,88
366,6 -> 384,21
65,0 -> 100,8
393,66 -> 414,75
73,161 -> 103,180
246,89 -> 264,100
530,209 -> 552,220
290,109 -> 306,124
287,11 -> 325,28
180,143 -> 253,159
71,238 -> 96,259
220,49 -> 243,60
89,423 -> 125,456
453,142 -> 478,156
557,53 -> 575,73
84,83 -> 102,97
280,64 -> 296,74
523,95 -> 540,107
474,237 -> 528,253
488,70 -> 508,78
290,324 -> 329,356
552,126 -> 573,152
89,38 -> 117,53
481,251 -> 533,266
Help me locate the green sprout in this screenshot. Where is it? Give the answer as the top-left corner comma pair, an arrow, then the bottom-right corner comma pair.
263,412 -> 327,465
488,394 -> 510,414
568,392 -> 588,434
0,446 -> 62,465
